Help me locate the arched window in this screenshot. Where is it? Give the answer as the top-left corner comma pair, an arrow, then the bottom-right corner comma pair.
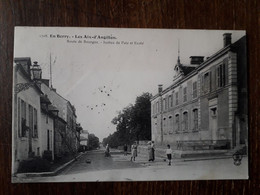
183,111 -> 188,132
175,114 -> 180,132
163,117 -> 167,134
168,115 -> 173,134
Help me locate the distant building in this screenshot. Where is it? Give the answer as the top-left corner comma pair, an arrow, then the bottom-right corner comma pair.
80,130 -> 89,150
151,34 -> 248,151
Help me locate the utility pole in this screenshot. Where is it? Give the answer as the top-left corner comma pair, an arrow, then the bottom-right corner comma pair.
50,53 -> 52,88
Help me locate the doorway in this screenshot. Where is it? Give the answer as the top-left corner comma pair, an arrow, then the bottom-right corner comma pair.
209,107 -> 218,143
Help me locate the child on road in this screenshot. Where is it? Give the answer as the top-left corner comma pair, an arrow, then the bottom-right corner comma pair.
166,144 -> 172,166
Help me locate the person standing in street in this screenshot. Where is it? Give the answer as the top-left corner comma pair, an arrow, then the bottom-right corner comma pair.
130,142 -> 137,161
123,144 -> 128,156
151,141 -> 155,161
148,141 -> 153,161
166,144 -> 173,166
105,144 -> 110,157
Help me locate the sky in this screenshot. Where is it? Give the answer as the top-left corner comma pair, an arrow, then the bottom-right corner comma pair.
14,27 -> 245,140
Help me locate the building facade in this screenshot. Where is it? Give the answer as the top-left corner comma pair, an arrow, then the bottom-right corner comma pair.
151,34 -> 247,151
12,57 -> 81,174
80,130 -> 89,151
12,58 -> 43,173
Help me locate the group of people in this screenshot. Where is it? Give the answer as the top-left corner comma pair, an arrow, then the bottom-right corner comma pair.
107,141 -> 173,166
148,142 -> 173,166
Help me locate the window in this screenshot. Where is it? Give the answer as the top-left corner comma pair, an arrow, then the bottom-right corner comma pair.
165,97 -> 168,110
168,95 -> 172,108
169,116 -> 173,134
193,82 -> 197,98
47,130 -> 50,150
163,98 -> 166,111
175,114 -> 180,132
37,147 -> 40,156
183,112 -> 188,132
163,117 -> 167,134
46,115 -> 48,124
21,99 -> 27,137
156,101 -> 159,113
29,105 -> 33,137
183,87 -> 187,102
18,98 -> 21,137
217,64 -> 226,87
193,109 -> 198,131
33,108 -> 38,138
203,72 -> 211,93
170,94 -> 173,107
176,92 -> 179,105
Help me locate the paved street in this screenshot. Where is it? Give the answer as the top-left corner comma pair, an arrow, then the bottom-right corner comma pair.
13,149 -> 248,182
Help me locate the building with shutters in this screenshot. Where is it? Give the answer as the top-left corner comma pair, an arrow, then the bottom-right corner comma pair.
12,57 -> 81,174
151,33 -> 248,152
12,58 -> 56,172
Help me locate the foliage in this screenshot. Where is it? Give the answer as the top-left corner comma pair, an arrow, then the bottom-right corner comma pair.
87,133 -> 100,150
43,150 -> 53,161
17,157 -> 51,173
103,92 -> 152,148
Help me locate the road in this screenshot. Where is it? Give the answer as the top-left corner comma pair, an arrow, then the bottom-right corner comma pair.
13,149 -> 248,182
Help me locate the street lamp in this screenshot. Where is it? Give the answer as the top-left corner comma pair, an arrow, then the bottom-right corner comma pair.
31,61 -> 42,80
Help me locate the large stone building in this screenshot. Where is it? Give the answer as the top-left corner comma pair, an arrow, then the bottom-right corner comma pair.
151,33 -> 247,152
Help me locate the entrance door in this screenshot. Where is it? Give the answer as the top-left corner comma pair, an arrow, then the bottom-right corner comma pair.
209,107 -> 218,143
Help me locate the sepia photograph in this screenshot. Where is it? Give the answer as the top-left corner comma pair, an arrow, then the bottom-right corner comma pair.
12,27 -> 248,182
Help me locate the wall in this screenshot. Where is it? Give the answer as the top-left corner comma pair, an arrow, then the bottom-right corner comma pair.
13,66 -> 42,172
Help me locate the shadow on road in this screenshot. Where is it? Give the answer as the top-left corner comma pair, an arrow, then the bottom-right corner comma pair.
60,150 -> 142,175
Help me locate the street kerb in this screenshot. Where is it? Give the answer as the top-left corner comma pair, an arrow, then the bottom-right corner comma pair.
15,153 -> 84,178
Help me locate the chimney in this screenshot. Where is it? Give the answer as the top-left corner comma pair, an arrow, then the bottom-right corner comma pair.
158,84 -> 163,94
223,33 -> 232,47
190,56 -> 204,65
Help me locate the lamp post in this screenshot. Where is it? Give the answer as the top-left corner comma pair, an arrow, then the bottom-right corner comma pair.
31,61 -> 42,80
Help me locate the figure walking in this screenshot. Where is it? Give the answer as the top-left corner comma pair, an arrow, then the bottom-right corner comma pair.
105,144 -> 110,157
130,142 -> 137,161
151,141 -> 155,161
148,141 -> 153,161
123,144 -> 128,156
166,144 -> 172,166
148,141 -> 155,161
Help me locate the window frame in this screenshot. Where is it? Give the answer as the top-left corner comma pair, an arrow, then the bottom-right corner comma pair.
193,81 -> 197,98
183,87 -> 187,102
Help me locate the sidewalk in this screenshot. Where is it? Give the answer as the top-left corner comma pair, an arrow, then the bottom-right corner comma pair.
119,151 -> 237,167
14,153 -> 84,178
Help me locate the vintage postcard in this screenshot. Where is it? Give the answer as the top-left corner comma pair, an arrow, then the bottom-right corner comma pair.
12,27 -> 248,182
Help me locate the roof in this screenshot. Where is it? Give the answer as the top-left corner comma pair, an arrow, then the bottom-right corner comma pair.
16,64 -> 43,95
40,95 -> 51,104
151,35 -> 246,101
80,136 -> 88,141
179,64 -> 196,75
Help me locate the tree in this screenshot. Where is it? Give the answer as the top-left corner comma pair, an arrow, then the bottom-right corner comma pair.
103,92 -> 152,148
87,133 -> 100,150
